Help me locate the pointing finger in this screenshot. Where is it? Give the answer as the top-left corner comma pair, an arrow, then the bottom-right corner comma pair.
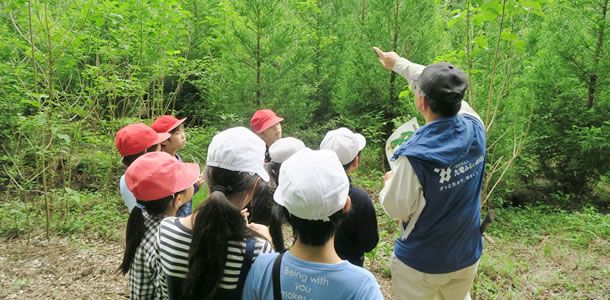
373,47 -> 385,58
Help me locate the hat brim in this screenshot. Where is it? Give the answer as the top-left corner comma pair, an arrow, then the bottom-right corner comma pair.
167,117 -> 187,133
174,162 -> 200,192
255,116 -> 284,133
355,133 -> 366,152
272,187 -> 286,207
256,167 -> 270,182
155,132 -> 171,145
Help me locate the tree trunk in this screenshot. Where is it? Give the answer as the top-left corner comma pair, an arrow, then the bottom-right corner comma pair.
256,30 -> 261,106
587,0 -> 608,109
381,0 -> 402,171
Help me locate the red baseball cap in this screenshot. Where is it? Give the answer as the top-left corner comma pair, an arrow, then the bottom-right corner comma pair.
125,152 -> 200,201
250,109 -> 284,134
152,115 -> 187,133
115,123 -> 171,157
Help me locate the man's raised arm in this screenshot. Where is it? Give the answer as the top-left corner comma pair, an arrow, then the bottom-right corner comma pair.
373,47 -> 425,93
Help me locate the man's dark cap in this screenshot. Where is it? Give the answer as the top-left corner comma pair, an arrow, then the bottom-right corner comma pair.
419,62 -> 467,104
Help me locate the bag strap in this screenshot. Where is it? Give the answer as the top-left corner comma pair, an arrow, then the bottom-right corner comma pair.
236,238 -> 256,296
272,250 -> 286,300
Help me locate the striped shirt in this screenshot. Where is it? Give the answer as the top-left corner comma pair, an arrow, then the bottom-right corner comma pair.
129,210 -> 168,299
157,217 -> 273,293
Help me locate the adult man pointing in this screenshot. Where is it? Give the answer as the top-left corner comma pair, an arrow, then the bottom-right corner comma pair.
374,47 -> 486,300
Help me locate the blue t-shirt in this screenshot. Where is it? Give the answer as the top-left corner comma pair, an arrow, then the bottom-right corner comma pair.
242,251 -> 383,300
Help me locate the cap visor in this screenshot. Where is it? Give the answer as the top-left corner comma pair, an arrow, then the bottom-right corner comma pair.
168,117 -> 187,132
257,167 -> 270,182
258,116 -> 284,133
272,187 -> 286,206
356,133 -> 366,151
155,132 -> 171,144
174,162 -> 200,192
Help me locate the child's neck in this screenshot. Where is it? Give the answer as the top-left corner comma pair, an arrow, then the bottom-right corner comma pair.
163,148 -> 177,158
164,206 -> 179,218
180,213 -> 195,229
289,238 -> 342,264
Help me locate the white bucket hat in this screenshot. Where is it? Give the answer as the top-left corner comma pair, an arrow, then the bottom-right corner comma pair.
206,127 -> 270,182
274,148 -> 349,221
269,137 -> 307,163
319,127 -> 366,165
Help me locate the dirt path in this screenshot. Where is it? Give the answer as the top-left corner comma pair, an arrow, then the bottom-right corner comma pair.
0,236 -> 128,299
0,235 -> 393,299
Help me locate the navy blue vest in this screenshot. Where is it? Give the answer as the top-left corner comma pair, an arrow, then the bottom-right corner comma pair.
392,114 -> 485,274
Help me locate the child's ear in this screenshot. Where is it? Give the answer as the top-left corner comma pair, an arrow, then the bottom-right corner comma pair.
421,95 -> 431,112
174,191 -> 187,207
343,195 -> 352,213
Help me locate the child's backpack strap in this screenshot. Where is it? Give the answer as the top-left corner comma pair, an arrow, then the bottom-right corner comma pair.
236,237 -> 256,296
272,250 -> 287,300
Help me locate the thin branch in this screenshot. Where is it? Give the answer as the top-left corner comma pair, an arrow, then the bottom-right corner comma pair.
485,0 -> 508,132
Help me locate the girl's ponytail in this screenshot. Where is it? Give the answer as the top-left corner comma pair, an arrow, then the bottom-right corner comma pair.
118,206 -> 145,274
118,196 -> 174,274
183,189 -> 250,299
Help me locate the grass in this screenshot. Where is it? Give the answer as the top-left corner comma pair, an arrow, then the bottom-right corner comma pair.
474,206 -> 609,299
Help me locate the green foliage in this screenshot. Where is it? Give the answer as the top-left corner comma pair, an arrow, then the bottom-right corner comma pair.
521,0 -> 610,200
0,189 -> 127,240
0,0 -> 608,243
333,0 -> 444,155
180,126 -> 218,164
1,3 -> 608,298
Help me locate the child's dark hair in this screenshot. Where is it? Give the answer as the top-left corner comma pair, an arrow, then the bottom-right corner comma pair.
118,193 -> 178,274
248,181 -> 285,251
121,144 -> 160,167
282,206 -> 345,247
267,161 -> 281,186
182,166 -> 263,299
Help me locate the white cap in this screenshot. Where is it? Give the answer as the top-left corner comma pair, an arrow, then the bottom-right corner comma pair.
274,148 -> 349,221
206,127 -> 270,182
319,127 -> 366,165
269,137 -> 306,163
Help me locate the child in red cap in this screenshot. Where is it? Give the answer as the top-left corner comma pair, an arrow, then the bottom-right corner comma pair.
152,115 -> 204,217
115,123 -> 170,212
118,151 -> 200,299
152,115 -> 187,159
250,109 -> 284,162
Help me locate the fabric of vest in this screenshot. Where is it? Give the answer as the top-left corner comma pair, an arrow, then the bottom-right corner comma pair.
392,114 -> 485,274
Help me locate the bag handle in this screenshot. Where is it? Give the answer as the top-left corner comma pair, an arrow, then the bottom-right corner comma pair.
272,250 -> 287,300
236,238 -> 256,296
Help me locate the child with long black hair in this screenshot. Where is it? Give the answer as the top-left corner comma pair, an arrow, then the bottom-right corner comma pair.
118,151 -> 200,299
157,127 -> 274,300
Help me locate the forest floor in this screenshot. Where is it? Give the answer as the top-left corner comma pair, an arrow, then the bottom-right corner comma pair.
0,206 -> 608,299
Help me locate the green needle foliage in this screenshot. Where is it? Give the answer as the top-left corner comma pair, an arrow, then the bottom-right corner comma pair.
0,0 -> 608,239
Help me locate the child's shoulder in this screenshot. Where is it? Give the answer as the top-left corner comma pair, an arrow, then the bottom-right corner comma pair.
159,216 -> 191,234
160,216 -> 179,224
